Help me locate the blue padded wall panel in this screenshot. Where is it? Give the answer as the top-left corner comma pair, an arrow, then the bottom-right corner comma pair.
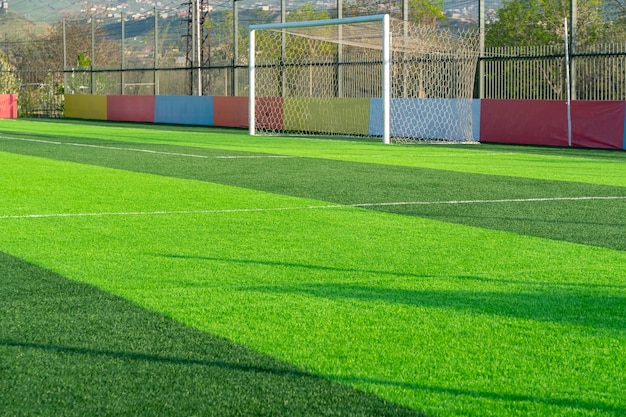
154,96 -> 214,126
369,98 -> 476,141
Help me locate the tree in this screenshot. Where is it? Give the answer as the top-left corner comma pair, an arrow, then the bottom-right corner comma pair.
288,2 -> 331,22
409,0 -> 445,25
606,0 -> 626,20
344,0 -> 445,25
602,0 -> 626,42
486,0 -> 605,47
0,53 -> 19,95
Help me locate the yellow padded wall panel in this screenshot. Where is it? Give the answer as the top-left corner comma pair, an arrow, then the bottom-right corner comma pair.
64,95 -> 108,120
284,98 -> 370,136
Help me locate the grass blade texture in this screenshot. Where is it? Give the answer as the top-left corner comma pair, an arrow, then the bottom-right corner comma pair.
0,119 -> 625,417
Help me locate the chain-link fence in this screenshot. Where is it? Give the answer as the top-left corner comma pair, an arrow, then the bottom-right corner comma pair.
483,43 -> 626,101
2,1 -> 626,116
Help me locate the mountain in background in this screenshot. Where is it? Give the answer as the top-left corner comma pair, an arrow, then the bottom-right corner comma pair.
3,0 -> 182,23
0,10 -> 51,38
2,0 -> 503,24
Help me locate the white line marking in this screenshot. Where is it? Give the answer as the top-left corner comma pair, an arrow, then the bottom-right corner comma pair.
0,136 -> 296,159
1,196 -> 624,220
352,196 -> 626,207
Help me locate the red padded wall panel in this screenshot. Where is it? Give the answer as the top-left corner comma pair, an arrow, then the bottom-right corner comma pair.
254,97 -> 283,131
571,101 -> 624,149
480,100 -> 568,146
480,99 -> 625,149
213,96 -> 248,128
107,95 -> 155,123
0,94 -> 17,118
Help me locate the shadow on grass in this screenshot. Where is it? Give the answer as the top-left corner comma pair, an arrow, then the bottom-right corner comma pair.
163,254 -> 626,290
0,251 -> 426,417
396,207 -> 626,251
163,255 -> 626,329
0,338 -> 315,377
160,254 -> 626,414
331,375 -> 626,416
241,281 -> 626,331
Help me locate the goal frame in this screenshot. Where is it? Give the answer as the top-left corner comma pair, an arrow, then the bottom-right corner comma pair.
248,14 -> 392,144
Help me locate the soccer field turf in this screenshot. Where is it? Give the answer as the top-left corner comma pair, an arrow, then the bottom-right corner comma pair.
0,119 -> 625,416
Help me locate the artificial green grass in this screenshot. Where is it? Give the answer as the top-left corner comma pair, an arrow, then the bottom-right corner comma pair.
1,126 -> 624,250
0,120 -> 625,417
0,251 -> 426,416
1,119 -> 625,186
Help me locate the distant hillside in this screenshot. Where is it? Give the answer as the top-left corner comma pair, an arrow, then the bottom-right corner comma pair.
6,0 -> 78,22
5,0 -> 503,26
0,11 -> 50,39
6,0 -> 183,23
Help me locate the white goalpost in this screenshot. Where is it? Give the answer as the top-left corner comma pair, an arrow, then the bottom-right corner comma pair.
249,14 -> 480,144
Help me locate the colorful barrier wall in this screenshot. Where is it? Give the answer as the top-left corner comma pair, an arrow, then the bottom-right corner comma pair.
63,94 -> 625,150
154,96 -> 214,126
255,97 -> 283,131
283,97 -> 370,135
214,96 -> 248,128
481,99 -> 625,150
571,101 -> 625,149
65,95 -> 108,120
108,95 -> 155,123
0,95 -> 17,118
369,98 -> 479,140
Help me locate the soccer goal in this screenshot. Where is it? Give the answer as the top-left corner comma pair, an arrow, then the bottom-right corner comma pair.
249,14 -> 480,144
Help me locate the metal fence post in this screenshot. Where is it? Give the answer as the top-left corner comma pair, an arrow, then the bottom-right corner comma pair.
154,8 -> 159,95
121,12 -> 125,95
91,17 -> 95,95
570,0 -> 577,100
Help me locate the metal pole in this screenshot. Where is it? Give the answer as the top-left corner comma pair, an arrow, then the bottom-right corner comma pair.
401,0 -> 408,97
570,0 -> 576,100
565,18 -> 572,147
121,12 -> 125,95
91,17 -> 95,94
281,0 -> 286,97
249,29 -> 256,135
233,0 -> 239,96
382,14 -> 391,144
154,8 -> 159,95
478,0 -> 485,99
62,18 -> 67,95
336,0 -> 343,98
196,0 -> 202,96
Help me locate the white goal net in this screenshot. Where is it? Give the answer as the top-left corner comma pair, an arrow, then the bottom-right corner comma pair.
249,14 -> 480,144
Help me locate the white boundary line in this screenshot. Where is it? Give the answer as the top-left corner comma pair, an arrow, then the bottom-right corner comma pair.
0,135 -> 296,159
1,196 -> 625,220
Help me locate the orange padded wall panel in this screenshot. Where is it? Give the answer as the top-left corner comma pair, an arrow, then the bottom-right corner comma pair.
213,96 -> 249,128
